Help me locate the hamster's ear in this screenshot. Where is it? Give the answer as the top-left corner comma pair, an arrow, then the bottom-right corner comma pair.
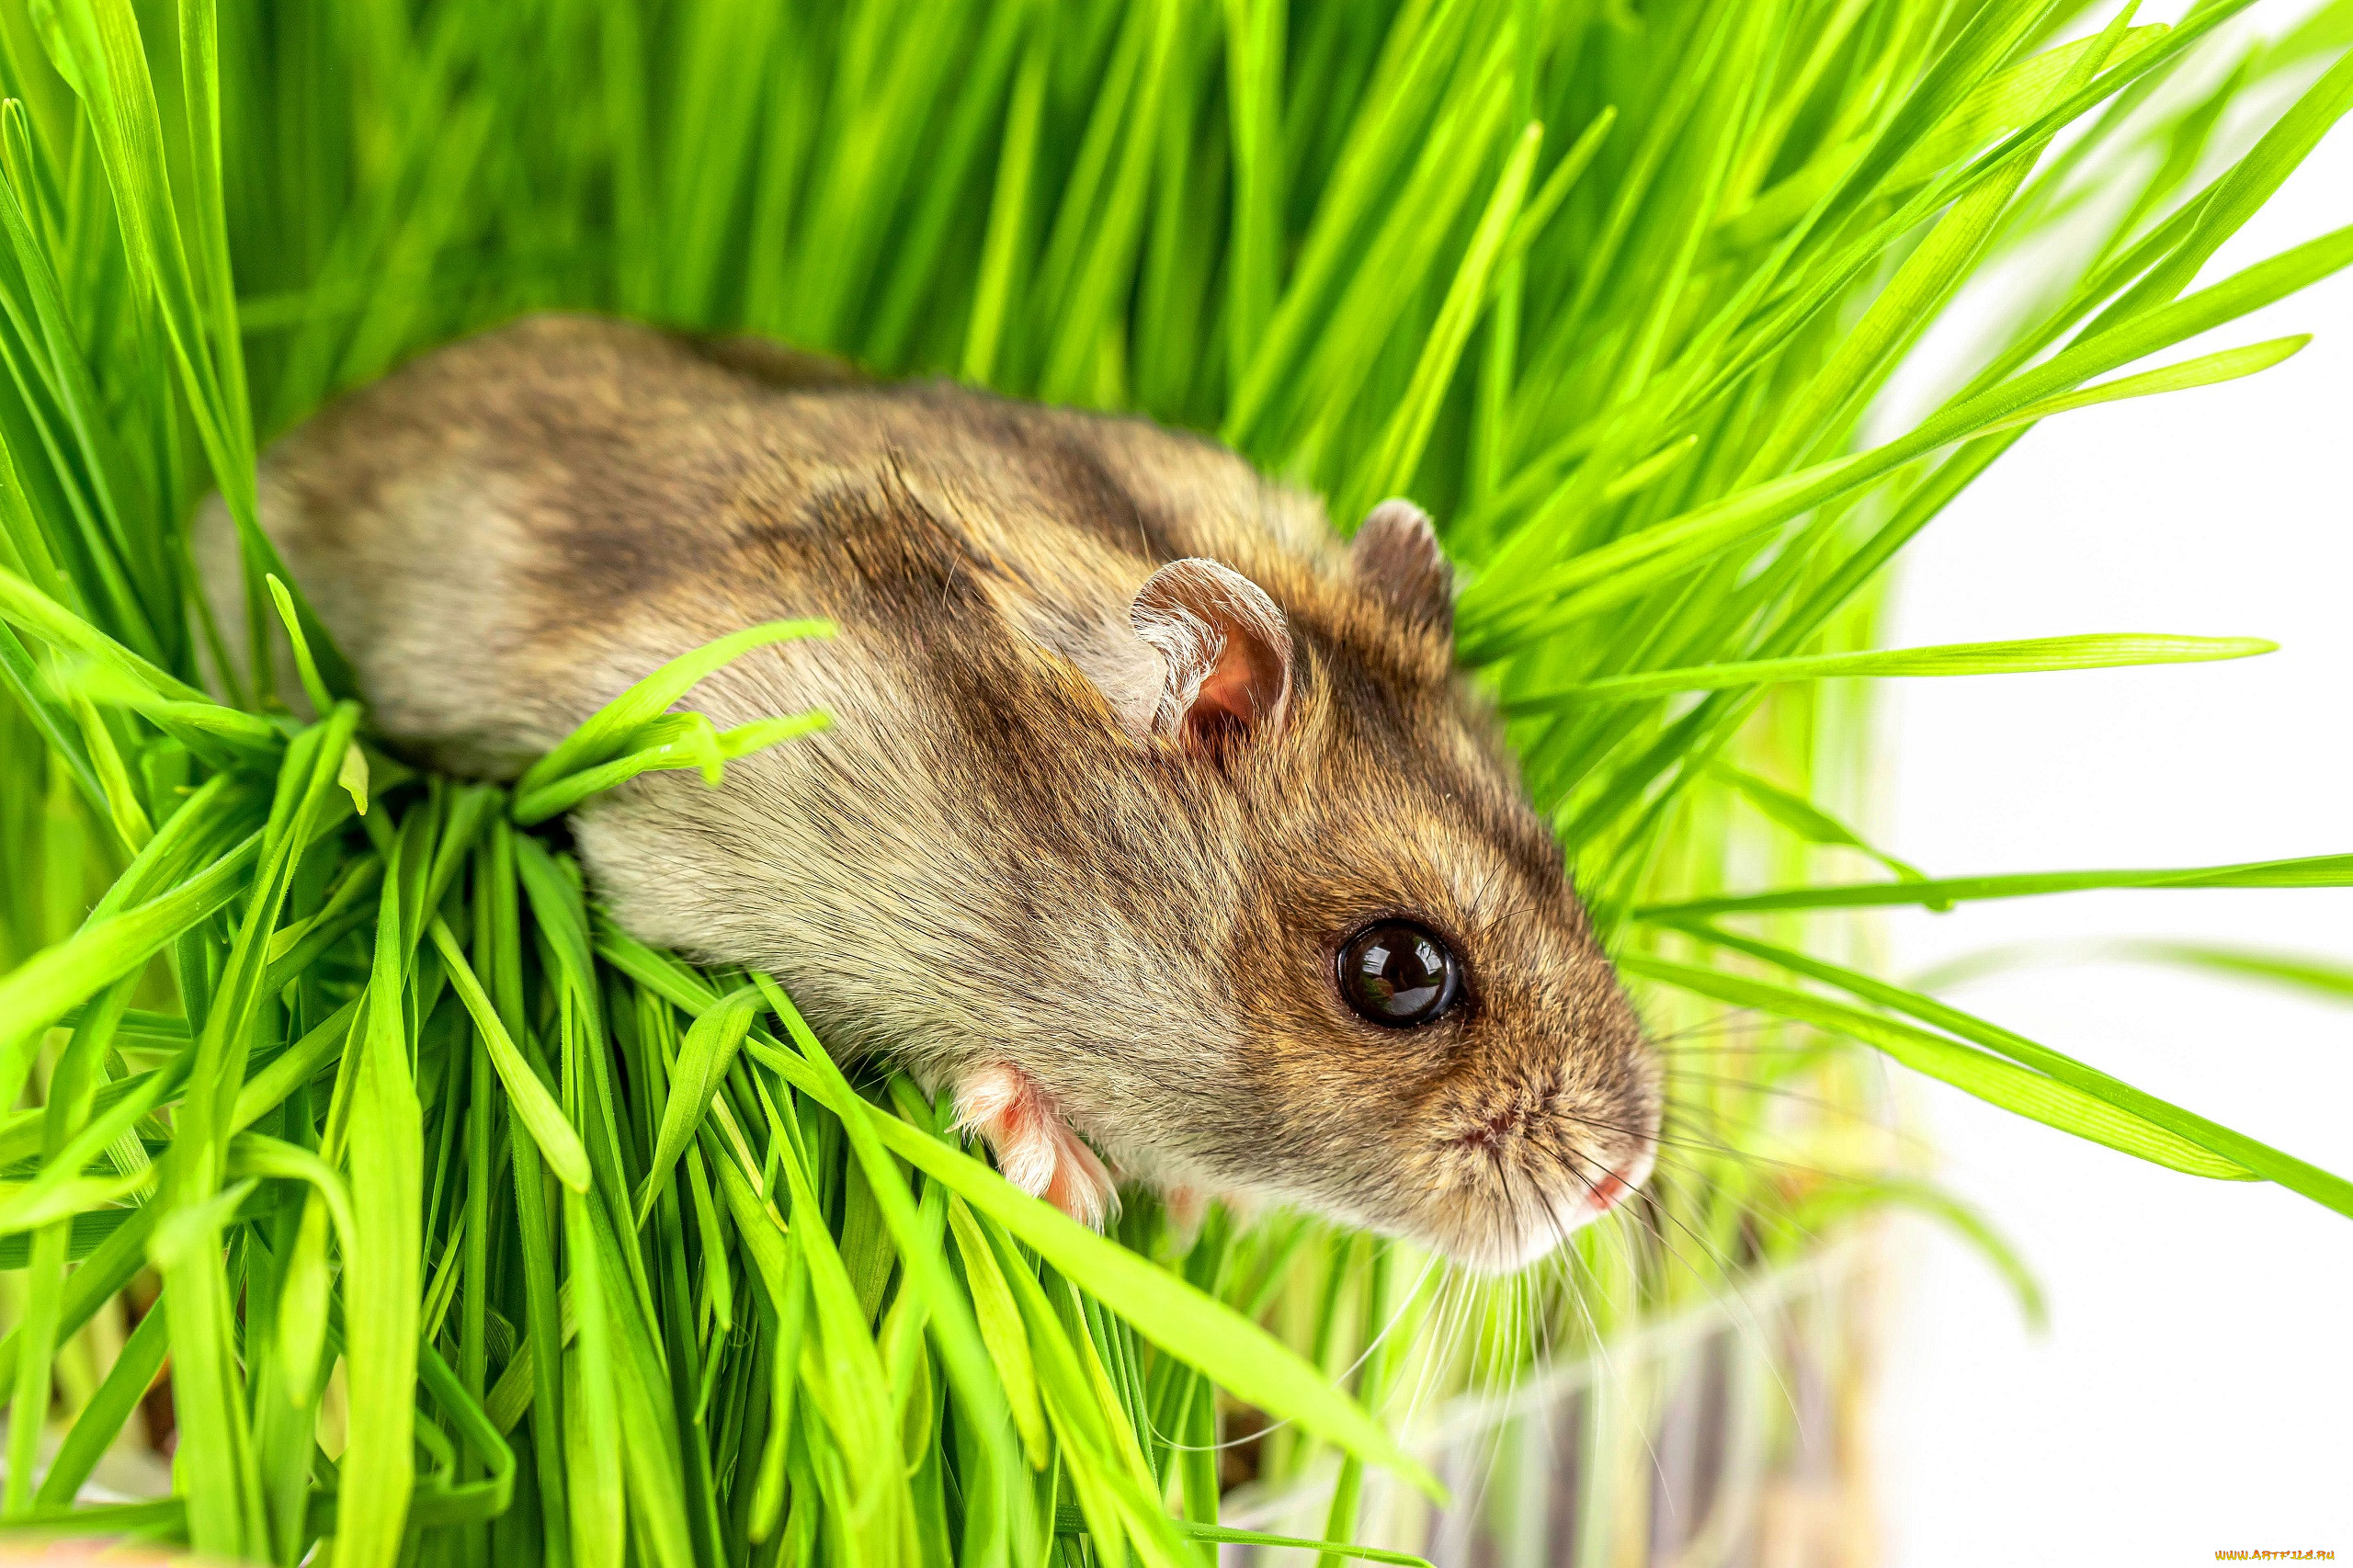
1351,498 -> 1452,635
1131,558 -> 1292,756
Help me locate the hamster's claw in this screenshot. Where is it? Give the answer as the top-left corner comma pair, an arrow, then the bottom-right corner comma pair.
952,1063 -> 1119,1230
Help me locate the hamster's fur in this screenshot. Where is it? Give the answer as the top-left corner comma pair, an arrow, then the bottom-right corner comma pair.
204,314 -> 1658,1271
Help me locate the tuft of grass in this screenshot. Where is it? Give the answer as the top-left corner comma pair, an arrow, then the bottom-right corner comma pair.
0,0 -> 2347,1562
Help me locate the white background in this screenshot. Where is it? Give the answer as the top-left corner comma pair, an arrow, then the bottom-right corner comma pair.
1867,21 -> 2353,1567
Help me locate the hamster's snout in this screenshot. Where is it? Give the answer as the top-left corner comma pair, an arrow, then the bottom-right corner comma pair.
1421,1084 -> 1657,1273
1378,972 -> 1660,1274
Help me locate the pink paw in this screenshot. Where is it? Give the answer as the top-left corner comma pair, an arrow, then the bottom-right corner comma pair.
1160,1184 -> 1208,1239
952,1064 -> 1120,1229
1159,1183 -> 1253,1244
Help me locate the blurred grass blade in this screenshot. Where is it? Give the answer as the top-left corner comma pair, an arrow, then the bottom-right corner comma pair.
1710,763 -> 1924,881
1789,1179 -> 2046,1330
2101,941 -> 2353,1004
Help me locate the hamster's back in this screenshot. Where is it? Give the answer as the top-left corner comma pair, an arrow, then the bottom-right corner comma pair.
215,313 -> 1342,774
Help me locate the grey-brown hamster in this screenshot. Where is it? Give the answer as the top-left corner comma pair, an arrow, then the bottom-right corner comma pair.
207,314 -> 1658,1271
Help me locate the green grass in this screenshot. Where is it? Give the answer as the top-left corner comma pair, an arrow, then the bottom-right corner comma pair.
0,0 -> 2348,1563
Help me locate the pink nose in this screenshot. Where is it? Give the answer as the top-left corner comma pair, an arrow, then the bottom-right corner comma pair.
1588,1173 -> 1630,1213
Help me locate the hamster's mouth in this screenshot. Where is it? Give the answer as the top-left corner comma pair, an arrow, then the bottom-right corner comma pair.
1586,1139 -> 1656,1218
1416,1123 -> 1657,1274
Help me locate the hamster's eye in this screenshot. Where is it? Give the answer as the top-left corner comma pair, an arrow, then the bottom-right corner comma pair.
1336,920 -> 1461,1028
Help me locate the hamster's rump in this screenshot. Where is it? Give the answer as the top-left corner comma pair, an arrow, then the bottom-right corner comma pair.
210,314 -> 1659,1269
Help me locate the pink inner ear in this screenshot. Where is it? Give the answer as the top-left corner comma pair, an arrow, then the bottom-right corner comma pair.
1187,619 -> 1287,752
1131,557 -> 1293,754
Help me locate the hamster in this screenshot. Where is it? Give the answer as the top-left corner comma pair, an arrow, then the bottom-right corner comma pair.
207,314 -> 1658,1272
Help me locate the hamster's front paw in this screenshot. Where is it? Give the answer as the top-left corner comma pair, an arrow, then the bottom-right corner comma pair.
1157,1183 -> 1255,1246
951,1063 -> 1119,1229
1159,1183 -> 1209,1240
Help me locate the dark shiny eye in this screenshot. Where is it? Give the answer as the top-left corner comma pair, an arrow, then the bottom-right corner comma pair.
1336,920 -> 1461,1028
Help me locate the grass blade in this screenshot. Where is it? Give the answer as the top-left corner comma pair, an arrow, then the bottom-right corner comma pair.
1508,633 -> 2275,708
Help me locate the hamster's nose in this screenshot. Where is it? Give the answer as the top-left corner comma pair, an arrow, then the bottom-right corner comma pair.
1586,1172 -> 1631,1213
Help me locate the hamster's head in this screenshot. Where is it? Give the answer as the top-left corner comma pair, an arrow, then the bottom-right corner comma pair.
1112,502 -> 1660,1273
